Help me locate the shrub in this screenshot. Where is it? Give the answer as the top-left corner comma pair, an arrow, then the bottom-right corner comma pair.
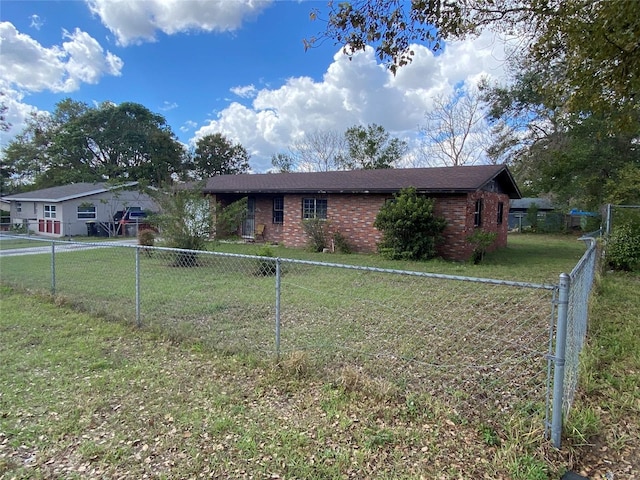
607,223 -> 640,271
333,231 -> 352,254
255,245 -> 277,276
467,229 -> 497,264
526,203 -> 539,232
374,187 -> 446,260
302,218 -> 329,252
137,229 -> 155,247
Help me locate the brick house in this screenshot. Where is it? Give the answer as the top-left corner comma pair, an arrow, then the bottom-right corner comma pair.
203,165 -> 521,261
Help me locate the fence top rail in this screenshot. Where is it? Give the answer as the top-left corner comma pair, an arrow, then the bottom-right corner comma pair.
0,233 -> 557,290
570,235 -> 598,279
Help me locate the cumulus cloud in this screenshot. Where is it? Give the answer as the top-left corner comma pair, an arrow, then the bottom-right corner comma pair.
0,22 -> 123,93
86,0 -> 273,46
193,31 -> 512,172
0,82 -> 47,148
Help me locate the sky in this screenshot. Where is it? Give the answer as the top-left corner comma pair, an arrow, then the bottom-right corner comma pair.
0,0 -> 515,173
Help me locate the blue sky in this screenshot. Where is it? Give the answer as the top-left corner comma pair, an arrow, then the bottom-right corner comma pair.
1,0 -> 513,172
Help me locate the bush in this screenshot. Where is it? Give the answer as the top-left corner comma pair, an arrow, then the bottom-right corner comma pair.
333,231 -> 352,254
374,187 -> 446,260
467,230 -> 497,264
607,223 -> 640,271
302,218 -> 329,252
255,245 -> 277,276
137,229 -> 155,247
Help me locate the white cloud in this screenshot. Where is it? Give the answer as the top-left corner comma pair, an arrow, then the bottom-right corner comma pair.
230,84 -> 258,99
0,22 -> 123,93
0,83 -> 47,150
29,14 -> 44,30
192,32 -> 513,172
159,101 -> 179,112
180,120 -> 198,133
86,0 -> 273,46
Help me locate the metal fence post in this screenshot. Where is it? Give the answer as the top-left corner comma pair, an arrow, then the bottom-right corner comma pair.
51,241 -> 56,295
135,246 -> 141,327
275,257 -> 281,361
551,272 -> 570,448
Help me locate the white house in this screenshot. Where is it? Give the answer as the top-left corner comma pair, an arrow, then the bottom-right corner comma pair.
3,182 -> 156,237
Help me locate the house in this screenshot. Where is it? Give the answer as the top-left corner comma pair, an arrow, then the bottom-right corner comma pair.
508,197 -> 556,230
203,165 -> 521,261
3,182 -> 156,237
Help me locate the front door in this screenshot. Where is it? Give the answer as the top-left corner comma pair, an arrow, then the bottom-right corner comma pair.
242,196 -> 255,237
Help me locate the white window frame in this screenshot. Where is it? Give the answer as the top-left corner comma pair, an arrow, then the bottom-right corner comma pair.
44,204 -> 57,219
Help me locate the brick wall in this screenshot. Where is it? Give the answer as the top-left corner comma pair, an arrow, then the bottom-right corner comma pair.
211,191 -> 510,261
433,192 -> 510,261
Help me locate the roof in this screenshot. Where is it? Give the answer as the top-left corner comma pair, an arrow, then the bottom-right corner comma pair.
510,197 -> 555,210
3,182 -> 138,203
203,165 -> 521,198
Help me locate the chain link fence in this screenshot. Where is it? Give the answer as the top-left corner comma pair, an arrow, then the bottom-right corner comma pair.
0,233 -> 599,448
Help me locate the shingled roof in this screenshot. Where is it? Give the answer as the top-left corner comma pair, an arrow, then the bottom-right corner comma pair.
203,165 -> 521,198
3,182 -> 138,202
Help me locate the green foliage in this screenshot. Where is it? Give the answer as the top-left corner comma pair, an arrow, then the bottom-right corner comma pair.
317,0 -> 640,128
255,245 -> 277,276
342,123 -> 407,170
192,133 -> 250,179
605,163 -> 640,205
2,99 -> 186,189
137,229 -> 156,247
215,197 -> 248,238
332,231 -> 352,254
271,152 -> 295,173
467,230 -> 497,264
526,203 -> 539,232
150,184 -> 213,257
606,223 -> 640,271
302,218 -> 329,252
374,187 -> 446,260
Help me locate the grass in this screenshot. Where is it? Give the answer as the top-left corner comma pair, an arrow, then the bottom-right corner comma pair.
565,270 -> 640,477
0,283 -> 571,479
0,232 -> 618,478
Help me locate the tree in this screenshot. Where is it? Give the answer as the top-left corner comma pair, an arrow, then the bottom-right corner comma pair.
289,129 -> 346,172
342,123 -> 407,169
192,133 -> 250,179
2,99 -> 186,189
420,88 -> 491,167
150,184 -> 213,266
374,187 -> 447,260
270,152 -> 295,173
0,94 -> 10,132
310,0 -> 640,127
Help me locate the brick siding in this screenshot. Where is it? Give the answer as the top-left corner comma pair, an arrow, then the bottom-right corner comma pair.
211,191 -> 510,261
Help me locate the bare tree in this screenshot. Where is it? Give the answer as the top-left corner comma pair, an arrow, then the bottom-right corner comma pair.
289,130 -> 347,172
419,88 -> 494,167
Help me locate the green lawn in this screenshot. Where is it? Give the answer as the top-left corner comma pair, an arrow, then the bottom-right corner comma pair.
1,233 -> 630,479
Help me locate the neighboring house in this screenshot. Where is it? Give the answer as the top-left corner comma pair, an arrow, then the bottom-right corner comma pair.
3,182 -> 156,237
203,165 -> 521,261
508,197 -> 556,230
0,198 -> 10,231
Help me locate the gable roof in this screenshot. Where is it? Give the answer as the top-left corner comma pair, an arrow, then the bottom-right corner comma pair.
3,182 -> 138,203
203,165 -> 521,198
510,197 -> 555,210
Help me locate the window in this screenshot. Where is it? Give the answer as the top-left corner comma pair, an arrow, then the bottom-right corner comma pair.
302,198 -> 327,220
44,205 -> 57,219
273,196 -> 284,224
16,202 -> 22,213
77,204 -> 97,219
474,199 -> 483,227
497,202 -> 504,225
